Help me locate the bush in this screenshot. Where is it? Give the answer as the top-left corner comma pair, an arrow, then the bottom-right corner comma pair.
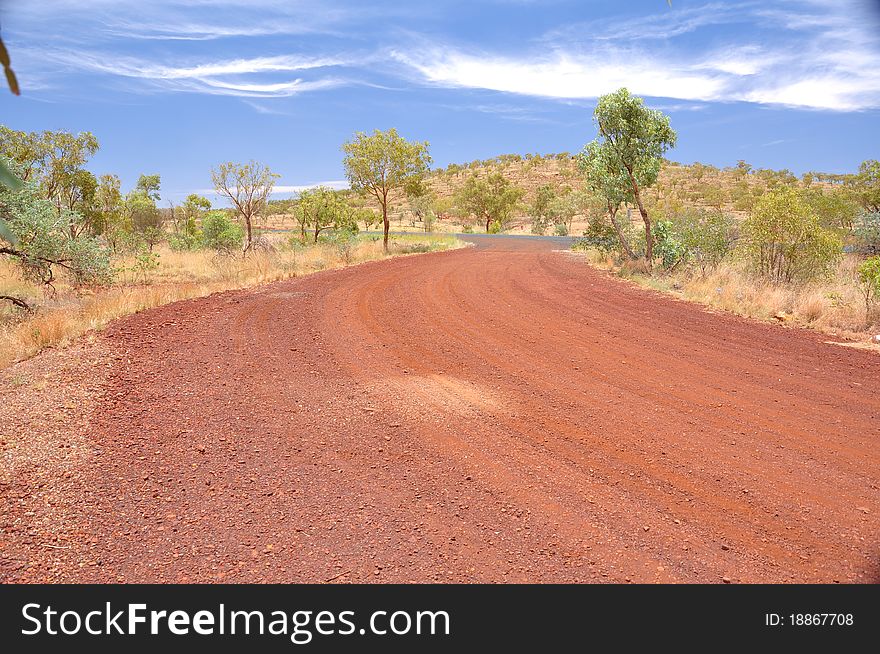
325,229 -> 359,265
1,182 -> 114,289
653,208 -> 736,273
741,187 -> 842,283
553,223 -> 569,236
853,211 -> 880,255
856,256 -> 880,316
169,232 -> 202,251
201,211 -> 244,253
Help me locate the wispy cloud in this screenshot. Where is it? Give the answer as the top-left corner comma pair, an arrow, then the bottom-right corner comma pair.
392,1 -> 880,111
32,50 -> 351,98
6,0 -> 880,111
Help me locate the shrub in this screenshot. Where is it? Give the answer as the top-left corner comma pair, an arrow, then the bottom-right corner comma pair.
577,213 -> 619,253
856,256 -> 880,316
741,187 -> 842,283
201,211 -> 244,253
553,223 -> 569,236
853,211 -> 880,255
169,232 -> 202,251
325,229 -> 359,265
653,208 -> 736,273
1,182 -> 114,290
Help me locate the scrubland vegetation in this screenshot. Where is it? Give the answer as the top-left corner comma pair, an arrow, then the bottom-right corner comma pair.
2,87 -> 878,370
568,90 -> 880,341
0,125 -> 458,368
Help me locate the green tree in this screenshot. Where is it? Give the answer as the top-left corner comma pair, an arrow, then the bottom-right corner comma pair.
136,174 -> 161,202
529,184 -> 556,235
342,128 -> 431,251
804,188 -> 859,231
0,175 -> 113,306
299,186 -> 362,243
201,210 -> 244,253
856,256 -> 880,318
0,125 -> 50,182
853,211 -> 880,255
855,160 -> 880,212
169,193 -> 210,250
578,140 -> 636,259
41,131 -> 99,212
653,208 -> 736,273
179,193 -> 210,235
125,189 -> 163,249
585,88 -> 677,268
456,172 -> 523,233
95,173 -> 122,231
741,187 -> 842,283
211,160 -> 279,252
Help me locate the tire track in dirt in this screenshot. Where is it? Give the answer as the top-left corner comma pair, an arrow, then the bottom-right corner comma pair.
6,236 -> 879,583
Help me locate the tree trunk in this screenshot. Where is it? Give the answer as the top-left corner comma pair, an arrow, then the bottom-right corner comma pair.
632,186 -> 652,270
608,205 -> 636,259
382,200 -> 389,252
485,216 -> 491,232
244,214 -> 253,252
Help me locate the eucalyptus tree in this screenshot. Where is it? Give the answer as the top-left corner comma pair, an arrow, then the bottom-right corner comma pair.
342,128 -> 431,251
211,160 -> 279,252
582,88 -> 676,268
456,172 -> 523,233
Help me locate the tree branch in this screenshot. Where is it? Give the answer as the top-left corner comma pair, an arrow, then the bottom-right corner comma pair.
0,294 -> 31,311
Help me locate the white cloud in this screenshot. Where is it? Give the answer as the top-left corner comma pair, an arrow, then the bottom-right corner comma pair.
391,1 -> 880,111
392,48 -> 728,103
36,50 -> 349,98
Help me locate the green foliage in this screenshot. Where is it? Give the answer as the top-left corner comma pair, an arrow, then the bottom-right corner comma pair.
580,88 -> 677,266
131,246 -> 160,284
323,228 -> 360,265
576,213 -> 628,255
529,184 -> 556,235
553,222 -> 569,237
455,172 -> 523,233
211,161 -> 279,251
853,211 -> 880,255
136,174 -> 161,202
653,208 -> 736,273
741,187 -> 842,283
0,179 -> 113,288
803,188 -> 859,231
201,210 -> 244,253
168,193 -> 210,249
95,173 -> 123,237
856,256 -> 880,315
299,186 -> 362,243
855,160 -> 880,212
342,128 -> 431,248
125,189 -> 162,235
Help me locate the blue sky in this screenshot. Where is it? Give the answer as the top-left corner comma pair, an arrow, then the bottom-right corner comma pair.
1,0 -> 879,204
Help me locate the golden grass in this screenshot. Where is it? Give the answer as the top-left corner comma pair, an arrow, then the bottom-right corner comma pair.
0,234 -> 463,369
580,253 -> 878,343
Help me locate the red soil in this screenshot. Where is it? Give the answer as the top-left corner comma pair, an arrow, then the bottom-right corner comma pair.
4,237 -> 879,582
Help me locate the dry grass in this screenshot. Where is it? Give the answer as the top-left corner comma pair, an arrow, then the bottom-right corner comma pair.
0,233 -> 463,369
574,251 -> 879,343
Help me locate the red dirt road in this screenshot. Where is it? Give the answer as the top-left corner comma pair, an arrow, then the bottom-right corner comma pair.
5,236 -> 880,582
